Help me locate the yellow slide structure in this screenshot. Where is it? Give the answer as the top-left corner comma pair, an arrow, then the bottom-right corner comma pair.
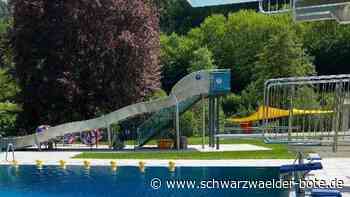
228,106 -> 333,123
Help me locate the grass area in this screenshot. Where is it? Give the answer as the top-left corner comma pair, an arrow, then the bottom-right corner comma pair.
123,137 -> 272,146
74,137 -> 295,160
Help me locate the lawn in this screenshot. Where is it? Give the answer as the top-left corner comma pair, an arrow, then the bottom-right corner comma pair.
73,137 -> 295,160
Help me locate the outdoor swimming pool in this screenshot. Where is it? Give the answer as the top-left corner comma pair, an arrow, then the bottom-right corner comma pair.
0,165 -> 289,197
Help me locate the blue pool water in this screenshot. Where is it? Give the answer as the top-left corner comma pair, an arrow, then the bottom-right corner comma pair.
0,165 -> 289,197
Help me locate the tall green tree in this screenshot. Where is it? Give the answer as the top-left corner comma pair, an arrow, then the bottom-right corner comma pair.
158,0 -> 256,34
0,67 -> 20,136
302,21 -> 350,75
161,10 -> 316,117
160,33 -> 216,92
189,11 -> 306,92
239,31 -> 315,112
0,17 -> 20,136
254,32 -> 315,86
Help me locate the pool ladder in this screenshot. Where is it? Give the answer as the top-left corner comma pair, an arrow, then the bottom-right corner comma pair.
5,143 -> 15,161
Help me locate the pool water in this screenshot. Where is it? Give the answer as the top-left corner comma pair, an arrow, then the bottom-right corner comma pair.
0,165 -> 289,197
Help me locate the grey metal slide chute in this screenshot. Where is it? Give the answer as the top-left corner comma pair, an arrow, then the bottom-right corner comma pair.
1,69 -> 229,149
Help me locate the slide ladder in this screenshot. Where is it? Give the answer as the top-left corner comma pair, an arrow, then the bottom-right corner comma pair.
137,95 -> 201,147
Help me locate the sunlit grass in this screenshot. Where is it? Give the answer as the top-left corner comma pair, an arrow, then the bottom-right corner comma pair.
74,137 -> 295,160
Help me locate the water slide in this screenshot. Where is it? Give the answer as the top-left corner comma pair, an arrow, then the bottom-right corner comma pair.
0,69 -> 231,150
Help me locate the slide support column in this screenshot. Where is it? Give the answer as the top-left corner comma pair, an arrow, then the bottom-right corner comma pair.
175,96 -> 180,150
208,96 -> 217,148
216,96 -> 220,150
107,126 -> 112,149
202,95 -> 206,149
208,97 -> 212,147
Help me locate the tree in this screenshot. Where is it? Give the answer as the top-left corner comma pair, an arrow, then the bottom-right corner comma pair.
0,68 -> 19,136
160,33 -> 216,92
302,21 -> 350,75
158,0 -> 257,34
162,10 -> 316,117
188,11 -> 306,92
239,31 -> 315,112
145,89 -> 167,101
188,46 -> 215,73
222,94 -> 241,117
254,32 -> 315,86
12,0 -> 161,131
0,68 -> 18,102
0,16 -> 20,136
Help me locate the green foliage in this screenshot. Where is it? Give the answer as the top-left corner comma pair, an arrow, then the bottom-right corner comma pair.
0,68 -> 18,101
0,19 -> 15,88
0,18 -> 20,136
290,85 -> 337,112
222,94 -> 241,116
302,21 -> 350,75
3,1 -> 350,137
145,89 -> 167,101
239,30 -> 316,111
160,33 -> 216,92
237,84 -> 261,116
0,19 -> 9,34
187,14 -> 227,61
163,5 -> 350,103
189,11 -> 307,92
233,28 -> 313,112
0,112 -> 17,136
0,19 -> 14,70
160,33 -> 191,92
158,0 -> 256,34
188,47 -> 215,73
180,110 -> 198,137
0,102 -> 21,112
161,10 -> 316,117
254,32 -> 315,83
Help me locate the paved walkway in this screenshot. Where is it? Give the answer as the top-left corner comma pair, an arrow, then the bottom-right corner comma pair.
0,151 -> 349,196
192,144 -> 271,152
0,151 -> 289,166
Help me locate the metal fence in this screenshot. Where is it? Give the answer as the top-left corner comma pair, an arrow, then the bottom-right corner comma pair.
263,75 -> 350,152
259,0 -> 350,24
259,0 -> 293,14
